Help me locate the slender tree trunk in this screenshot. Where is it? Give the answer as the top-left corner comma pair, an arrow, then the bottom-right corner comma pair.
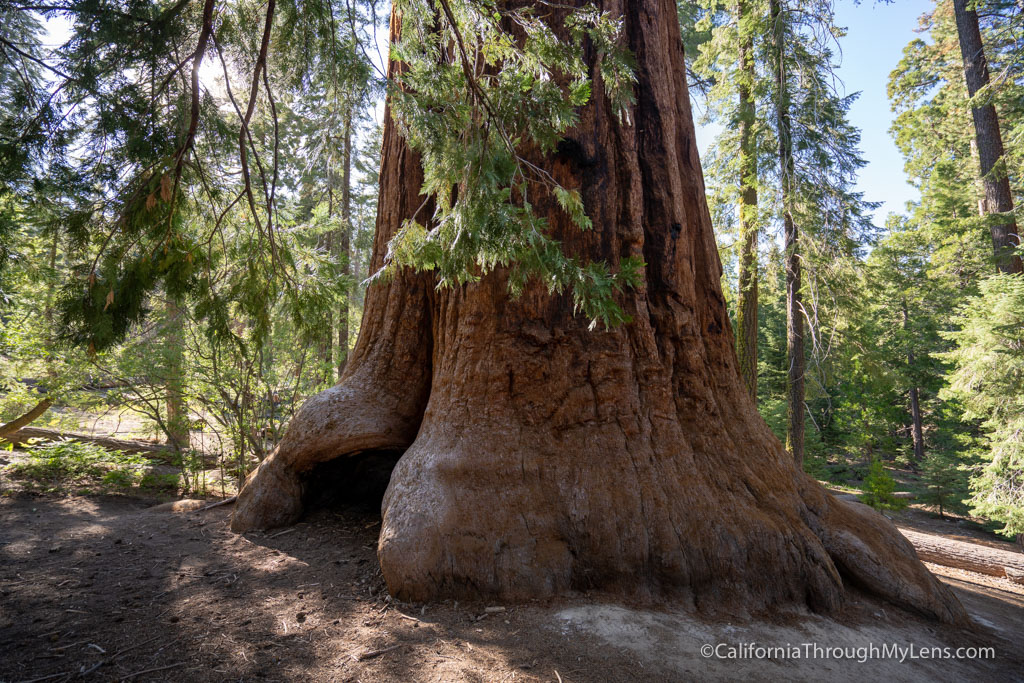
337,108 -> 353,381
318,186 -> 335,384
902,301 -> 925,465
771,0 -> 804,467
735,0 -> 759,400
970,138 -> 986,217
165,298 -> 190,451
230,0 -> 966,625
0,399 -> 54,440
908,385 -> 924,461
952,0 -> 1023,275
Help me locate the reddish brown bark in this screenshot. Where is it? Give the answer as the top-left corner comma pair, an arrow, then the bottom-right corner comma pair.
231,0 -> 966,624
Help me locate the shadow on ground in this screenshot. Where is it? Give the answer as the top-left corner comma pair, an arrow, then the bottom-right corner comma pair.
1,490 -> 1022,682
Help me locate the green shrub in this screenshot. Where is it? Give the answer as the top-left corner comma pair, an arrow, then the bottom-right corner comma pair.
8,440 -> 146,491
861,458 -> 905,511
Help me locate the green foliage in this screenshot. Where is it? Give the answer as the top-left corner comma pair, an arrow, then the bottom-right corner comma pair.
0,0 -> 387,486
6,440 -> 149,492
861,458 -> 906,512
917,446 -> 972,518
888,0 -> 1023,278
690,0 -> 879,465
692,0 -> 1022,540
382,1 -> 640,327
943,273 -> 1024,538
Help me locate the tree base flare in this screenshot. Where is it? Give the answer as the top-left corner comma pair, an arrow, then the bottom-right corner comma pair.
232,0 -> 967,627
232,371 -> 967,626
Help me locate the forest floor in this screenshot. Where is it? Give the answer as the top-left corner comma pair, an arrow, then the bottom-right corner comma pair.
1,484 -> 1022,683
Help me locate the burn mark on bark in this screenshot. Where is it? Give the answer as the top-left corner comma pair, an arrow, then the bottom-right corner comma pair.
555,137 -> 598,170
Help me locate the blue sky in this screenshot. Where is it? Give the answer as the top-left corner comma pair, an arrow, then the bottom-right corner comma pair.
696,0 -> 934,228
833,0 -> 932,225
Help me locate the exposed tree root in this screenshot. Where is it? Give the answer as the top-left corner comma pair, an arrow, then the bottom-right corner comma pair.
230,0 -> 969,626
230,375 -> 426,532
799,477 -> 969,625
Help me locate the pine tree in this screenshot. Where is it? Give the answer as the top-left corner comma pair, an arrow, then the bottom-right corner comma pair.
693,0 -> 877,466
951,0 -> 1022,274
943,273 -> 1024,542
889,0 -> 1024,279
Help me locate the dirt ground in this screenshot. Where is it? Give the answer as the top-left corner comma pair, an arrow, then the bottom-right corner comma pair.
1,492 -> 1022,683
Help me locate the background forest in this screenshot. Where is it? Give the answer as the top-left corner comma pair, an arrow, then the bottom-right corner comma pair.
1,0 -> 1022,546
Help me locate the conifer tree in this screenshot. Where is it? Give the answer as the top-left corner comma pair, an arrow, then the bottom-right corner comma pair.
951,0 -> 1022,274
890,0 -> 1024,279
944,273 -> 1024,544
693,0 -> 876,466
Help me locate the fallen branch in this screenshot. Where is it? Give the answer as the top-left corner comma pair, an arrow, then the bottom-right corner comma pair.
353,644 -> 401,661
118,662 -> 185,681
0,398 -> 52,440
1,428 -> 219,466
1,426 -> 172,456
198,495 -> 237,512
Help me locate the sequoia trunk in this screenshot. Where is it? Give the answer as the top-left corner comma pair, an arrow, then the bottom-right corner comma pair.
231,0 -> 966,624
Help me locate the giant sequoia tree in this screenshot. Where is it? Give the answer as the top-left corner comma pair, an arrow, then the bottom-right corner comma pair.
230,0 -> 965,622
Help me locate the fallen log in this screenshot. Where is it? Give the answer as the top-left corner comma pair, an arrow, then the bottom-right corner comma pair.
1,426 -> 174,459
900,527 -> 1024,585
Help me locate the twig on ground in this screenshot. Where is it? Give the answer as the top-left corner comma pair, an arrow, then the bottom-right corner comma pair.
198,496 -> 236,512
395,612 -> 422,623
353,644 -> 401,661
268,527 -> 294,539
111,636 -> 161,660
16,672 -> 70,683
118,662 -> 185,681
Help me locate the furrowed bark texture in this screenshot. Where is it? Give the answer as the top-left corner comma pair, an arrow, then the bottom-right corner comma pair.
232,0 -> 967,624
952,0 -> 1023,275
901,528 -> 1024,584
